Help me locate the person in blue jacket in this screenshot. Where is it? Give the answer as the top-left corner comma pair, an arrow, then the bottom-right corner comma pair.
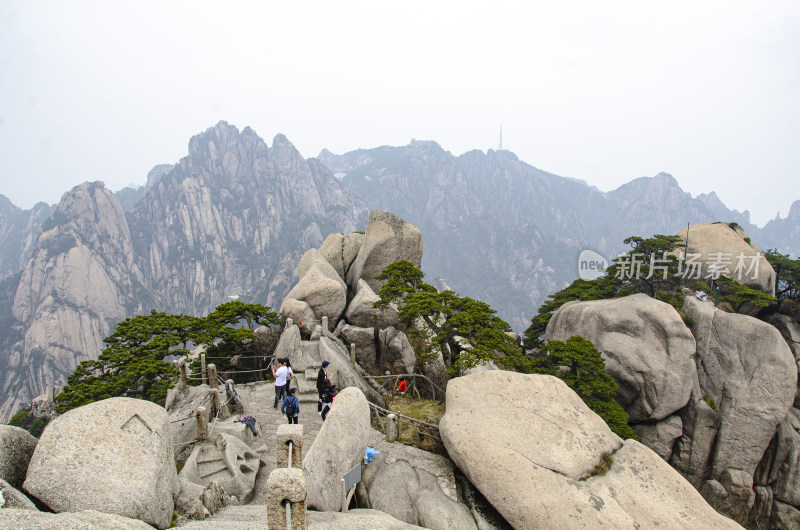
281,387 -> 300,424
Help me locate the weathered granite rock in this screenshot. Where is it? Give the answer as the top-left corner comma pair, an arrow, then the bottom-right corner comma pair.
440,371 -> 742,529
273,324 -> 318,372
677,222 -> 776,295
23,397 -> 177,529
346,210 -> 423,293
308,508 -> 425,529
164,384 -> 212,460
633,415 -> 683,461
0,425 -> 37,489
345,279 -> 400,329
684,296 -> 796,482
545,293 -> 697,422
357,452 -> 476,530
773,409 -> 800,507
0,508 -> 155,529
378,327 -> 417,375
319,336 -> 385,407
0,479 -> 37,510
340,324 -> 377,367
304,387 -> 371,511
281,250 -> 347,331
319,232 -> 364,282
670,383 -> 720,488
178,433 -> 261,501
773,500 -> 800,529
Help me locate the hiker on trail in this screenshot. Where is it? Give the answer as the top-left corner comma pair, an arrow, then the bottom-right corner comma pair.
281,388 -> 300,424
283,357 -> 295,395
320,377 -> 337,422
272,358 -> 289,408
316,360 -> 330,414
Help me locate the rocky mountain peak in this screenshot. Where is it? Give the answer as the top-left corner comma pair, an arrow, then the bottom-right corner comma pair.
788,200 -> 800,220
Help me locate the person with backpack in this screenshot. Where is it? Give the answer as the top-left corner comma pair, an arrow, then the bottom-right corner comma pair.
281,388 -> 300,424
320,378 -> 337,421
271,358 -> 289,408
316,360 -> 330,414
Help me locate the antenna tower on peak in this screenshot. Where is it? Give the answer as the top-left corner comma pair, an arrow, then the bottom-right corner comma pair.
498,124 -> 503,150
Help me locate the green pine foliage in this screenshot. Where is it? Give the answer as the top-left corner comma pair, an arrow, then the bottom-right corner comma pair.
766,249 -> 800,305
375,260 -> 523,373
55,302 -> 279,414
8,409 -> 50,438
527,336 -> 638,440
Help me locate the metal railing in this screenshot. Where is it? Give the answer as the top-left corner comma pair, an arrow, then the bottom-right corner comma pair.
367,401 -> 442,445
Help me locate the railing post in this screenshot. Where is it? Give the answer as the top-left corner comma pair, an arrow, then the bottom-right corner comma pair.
207,364 -> 218,390
286,317 -> 293,328
267,469 -> 306,529
177,361 -> 188,391
209,389 -> 221,419
201,353 -> 207,386
321,315 -> 328,332
225,379 -> 242,415
350,343 -> 356,364
386,413 -> 398,443
196,406 -> 208,440
277,424 -> 303,468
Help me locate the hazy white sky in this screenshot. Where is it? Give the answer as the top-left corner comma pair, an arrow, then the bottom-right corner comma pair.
1,0 -> 798,226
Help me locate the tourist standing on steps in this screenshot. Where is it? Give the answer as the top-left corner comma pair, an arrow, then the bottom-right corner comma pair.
320,377 -> 337,421
316,360 -> 330,414
282,388 -> 300,424
272,358 -> 289,408
283,357 -> 295,396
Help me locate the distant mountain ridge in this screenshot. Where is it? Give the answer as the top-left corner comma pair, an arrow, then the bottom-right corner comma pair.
0,123 -> 796,422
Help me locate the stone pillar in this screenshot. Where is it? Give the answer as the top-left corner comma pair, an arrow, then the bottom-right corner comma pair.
321,316 -> 328,332
277,424 -> 304,468
201,353 -> 207,386
267,468 -> 306,530
385,414 -> 398,443
209,389 -> 221,419
196,406 -> 209,440
350,343 -> 356,364
177,361 -> 188,391
208,364 -> 218,390
286,318 -> 294,328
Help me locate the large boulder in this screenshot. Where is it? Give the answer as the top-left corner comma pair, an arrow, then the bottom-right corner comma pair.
440,371 -> 741,529
684,296 -> 796,484
378,327 -> 417,374
346,210 -> 423,293
545,293 -> 697,422
0,479 -> 37,510
319,232 -> 365,282
0,509 -> 155,529
345,279 -> 400,329
304,387 -> 371,511
633,414 -> 683,461
356,452 -> 476,530
281,249 -> 347,332
677,222 -> 776,296
23,397 -> 177,529
340,324 -> 378,368
0,425 -> 37,489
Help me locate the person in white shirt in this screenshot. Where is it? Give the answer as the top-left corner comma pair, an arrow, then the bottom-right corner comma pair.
272,359 -> 289,408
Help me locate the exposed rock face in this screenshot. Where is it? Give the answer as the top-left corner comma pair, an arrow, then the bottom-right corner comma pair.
440,371 -> 741,529
356,452 -> 476,530
633,415 -> 683,461
319,231 -> 364,282
677,222 -> 776,296
0,509 -> 156,529
340,324 -> 377,367
682,296 -> 796,513
1,182 -> 146,423
545,293 -> 697,422
0,195 -> 52,280
178,433 -> 261,500
346,209 -> 423,293
23,397 -> 177,529
318,337 -> 385,407
0,425 -> 37,489
281,249 -> 347,332
344,279 -> 399,329
307,508 -> 426,529
378,326 -> 417,375
0,479 -> 37,510
304,387 -> 371,512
